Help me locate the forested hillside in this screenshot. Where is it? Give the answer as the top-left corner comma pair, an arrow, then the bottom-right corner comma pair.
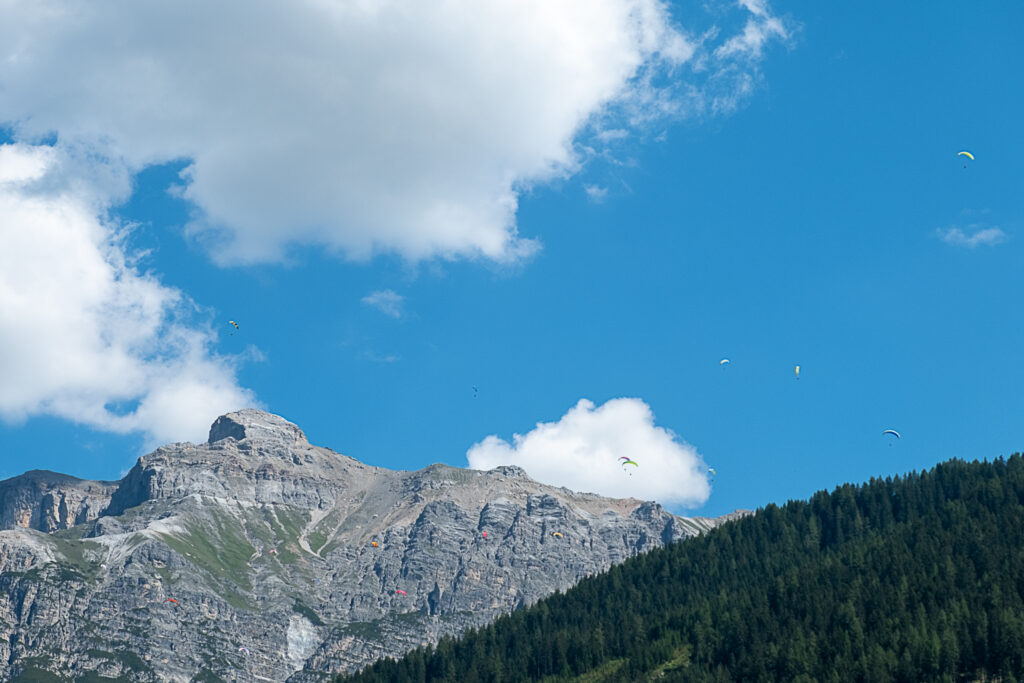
339,456 -> 1024,682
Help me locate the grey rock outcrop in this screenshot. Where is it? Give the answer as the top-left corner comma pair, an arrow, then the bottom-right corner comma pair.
0,470 -> 118,532
0,410 -> 745,682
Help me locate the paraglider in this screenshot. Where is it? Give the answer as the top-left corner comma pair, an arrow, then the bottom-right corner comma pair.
794,365 -> 800,380
708,467 -> 717,476
396,589 -> 407,596
238,646 -> 250,656
621,459 -> 638,467
164,598 -> 179,605
472,386 -> 478,398
720,359 -> 730,366
551,532 -> 563,539
618,456 -> 630,461
268,548 -> 278,555
882,429 -> 900,439
482,531 -> 487,538
371,541 -> 378,548
228,320 -> 239,336
958,151 -> 975,161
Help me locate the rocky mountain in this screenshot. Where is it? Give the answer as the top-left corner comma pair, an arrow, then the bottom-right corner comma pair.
0,410 -> 746,682
0,470 -> 118,533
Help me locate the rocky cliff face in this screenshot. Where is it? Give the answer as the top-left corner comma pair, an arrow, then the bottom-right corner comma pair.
0,470 -> 118,533
0,410 -> 746,682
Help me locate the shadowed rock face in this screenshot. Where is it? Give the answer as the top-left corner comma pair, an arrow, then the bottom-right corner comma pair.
0,410 -> 747,682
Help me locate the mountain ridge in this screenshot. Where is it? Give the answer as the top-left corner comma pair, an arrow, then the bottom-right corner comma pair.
338,455 -> 1024,682
0,409 -> 743,682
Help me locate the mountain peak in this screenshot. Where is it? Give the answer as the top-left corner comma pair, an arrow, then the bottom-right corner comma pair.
207,408 -> 307,445
0,409 -> 737,681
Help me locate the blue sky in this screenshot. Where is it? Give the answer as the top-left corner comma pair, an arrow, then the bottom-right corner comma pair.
0,0 -> 1021,517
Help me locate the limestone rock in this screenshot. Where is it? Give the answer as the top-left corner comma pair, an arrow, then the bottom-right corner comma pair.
0,410 -> 745,682
0,470 -> 118,533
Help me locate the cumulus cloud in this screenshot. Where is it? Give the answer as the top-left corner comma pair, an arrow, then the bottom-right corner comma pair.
466,398 -> 710,507
0,1 -> 791,441
361,290 -> 405,319
0,0 -> 789,265
0,144 -> 256,446
938,226 -> 1008,248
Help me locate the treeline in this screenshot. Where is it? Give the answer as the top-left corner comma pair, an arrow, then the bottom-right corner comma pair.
338,456 -> 1024,682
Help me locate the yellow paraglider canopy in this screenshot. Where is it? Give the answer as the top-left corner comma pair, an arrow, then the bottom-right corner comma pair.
957,151 -> 975,161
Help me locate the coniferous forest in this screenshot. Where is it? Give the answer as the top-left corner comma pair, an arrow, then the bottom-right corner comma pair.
338,456 -> 1024,682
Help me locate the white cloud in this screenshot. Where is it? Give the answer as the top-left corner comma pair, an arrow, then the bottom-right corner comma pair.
584,185 -> 610,202
361,290 -> 405,319
595,129 -> 631,143
0,144 -> 256,447
466,398 -> 710,507
738,0 -> 771,18
0,0 -> 789,266
938,226 -> 1007,248
715,2 -> 789,61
